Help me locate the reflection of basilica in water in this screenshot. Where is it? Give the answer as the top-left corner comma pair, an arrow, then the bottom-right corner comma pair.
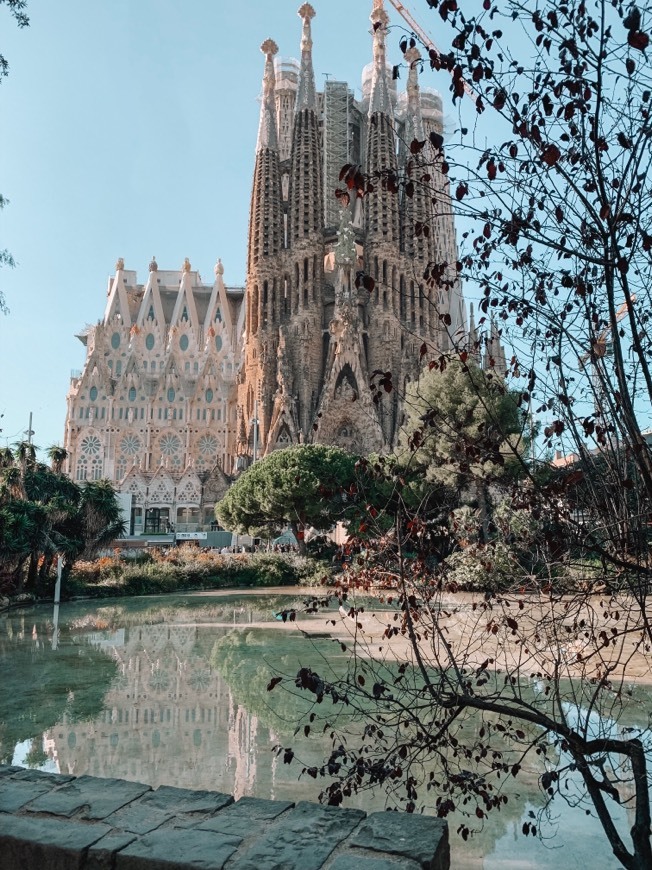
45,623 -> 279,800
4,604 -> 641,869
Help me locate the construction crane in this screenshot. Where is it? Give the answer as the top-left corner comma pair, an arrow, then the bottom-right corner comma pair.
386,0 -> 477,102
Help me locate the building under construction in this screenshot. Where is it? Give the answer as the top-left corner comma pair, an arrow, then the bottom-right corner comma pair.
236,0 -> 468,461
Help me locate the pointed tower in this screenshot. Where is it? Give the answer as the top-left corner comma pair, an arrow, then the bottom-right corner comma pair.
363,0 -> 404,445
401,44 -> 443,348
285,3 -> 325,441
365,0 -> 400,251
238,39 -> 286,459
467,303 -> 481,365
402,48 -> 435,264
483,317 -> 508,378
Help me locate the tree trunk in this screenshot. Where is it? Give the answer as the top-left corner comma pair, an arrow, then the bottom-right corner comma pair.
26,552 -> 38,590
291,521 -> 307,556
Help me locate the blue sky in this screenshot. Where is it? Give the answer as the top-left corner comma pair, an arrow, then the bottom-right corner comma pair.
0,0 -> 461,453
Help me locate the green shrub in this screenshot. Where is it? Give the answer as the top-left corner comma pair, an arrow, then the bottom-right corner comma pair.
66,550 -> 332,599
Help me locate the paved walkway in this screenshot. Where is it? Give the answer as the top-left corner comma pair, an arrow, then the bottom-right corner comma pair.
0,766 -> 449,869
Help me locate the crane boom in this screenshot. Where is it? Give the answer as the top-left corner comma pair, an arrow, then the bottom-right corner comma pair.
386,0 -> 477,101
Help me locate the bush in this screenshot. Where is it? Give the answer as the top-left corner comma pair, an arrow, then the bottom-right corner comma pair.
66,548 -> 331,599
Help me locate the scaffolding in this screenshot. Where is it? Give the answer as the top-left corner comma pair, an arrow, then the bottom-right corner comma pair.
322,81 -> 351,229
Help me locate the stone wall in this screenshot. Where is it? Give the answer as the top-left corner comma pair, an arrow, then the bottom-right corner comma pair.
0,766 -> 449,870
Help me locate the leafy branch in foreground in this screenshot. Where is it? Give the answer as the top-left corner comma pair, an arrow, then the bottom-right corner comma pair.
275,2 -> 652,867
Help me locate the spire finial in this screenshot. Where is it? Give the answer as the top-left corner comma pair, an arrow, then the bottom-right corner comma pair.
182,257 -> 191,273
296,4 -> 317,112
115,257 -> 125,272
369,0 -> 392,116
214,258 -> 224,277
149,255 -> 158,272
257,39 -> 279,152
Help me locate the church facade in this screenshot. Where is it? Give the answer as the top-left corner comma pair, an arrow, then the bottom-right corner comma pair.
62,0 -> 467,534
235,1 -> 464,459
63,259 -> 242,534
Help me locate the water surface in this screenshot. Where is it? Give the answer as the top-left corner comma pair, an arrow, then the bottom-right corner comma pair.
1,591 -> 647,869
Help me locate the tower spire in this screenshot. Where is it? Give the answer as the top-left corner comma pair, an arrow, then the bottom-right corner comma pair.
286,2 -> 324,438
404,45 -> 425,142
256,39 -> 279,152
369,0 -> 392,117
401,43 -> 435,266
295,4 -> 317,112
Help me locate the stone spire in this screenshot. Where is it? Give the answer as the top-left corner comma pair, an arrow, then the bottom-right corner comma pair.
484,317 -> 507,377
288,5 -> 323,249
295,4 -> 317,112
365,0 -> 399,247
248,39 -> 284,270
402,45 -> 434,265
242,37 -> 285,461
256,39 -> 279,152
286,3 -> 324,438
467,303 -> 481,364
368,0 -> 392,117
404,45 -> 425,143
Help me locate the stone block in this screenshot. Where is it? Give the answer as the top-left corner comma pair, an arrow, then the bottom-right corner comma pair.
329,856 -> 418,870
195,796 -> 293,837
349,812 -> 449,870
26,775 -> 151,820
106,786 -> 233,834
0,811 -> 110,870
115,826 -> 241,870
11,767 -> 75,785
0,766 -> 24,778
228,801 -> 366,870
0,777 -> 53,812
86,831 -> 138,870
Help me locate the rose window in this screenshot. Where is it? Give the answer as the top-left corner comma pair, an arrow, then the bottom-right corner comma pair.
198,435 -> 218,457
160,434 -> 181,456
120,434 -> 142,456
189,668 -> 211,693
149,670 -> 170,693
81,435 -> 102,456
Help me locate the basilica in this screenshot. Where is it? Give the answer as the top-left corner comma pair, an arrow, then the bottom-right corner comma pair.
63,0 -> 478,535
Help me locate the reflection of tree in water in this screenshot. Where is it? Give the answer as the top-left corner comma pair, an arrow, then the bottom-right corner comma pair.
4,600 -> 638,866
65,596 -> 307,632
212,628 -> 553,865
0,610 -> 117,764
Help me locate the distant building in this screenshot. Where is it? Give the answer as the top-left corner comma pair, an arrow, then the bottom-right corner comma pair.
63,259 -> 240,534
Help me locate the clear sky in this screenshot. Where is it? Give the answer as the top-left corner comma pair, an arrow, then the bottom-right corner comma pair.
0,0 -> 462,454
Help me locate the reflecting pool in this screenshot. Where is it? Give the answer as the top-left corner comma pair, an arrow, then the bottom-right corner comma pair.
0,592 -> 647,869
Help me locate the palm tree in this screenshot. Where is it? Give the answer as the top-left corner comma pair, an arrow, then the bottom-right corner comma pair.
0,466 -> 24,501
77,479 -> 126,559
46,445 -> 68,475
